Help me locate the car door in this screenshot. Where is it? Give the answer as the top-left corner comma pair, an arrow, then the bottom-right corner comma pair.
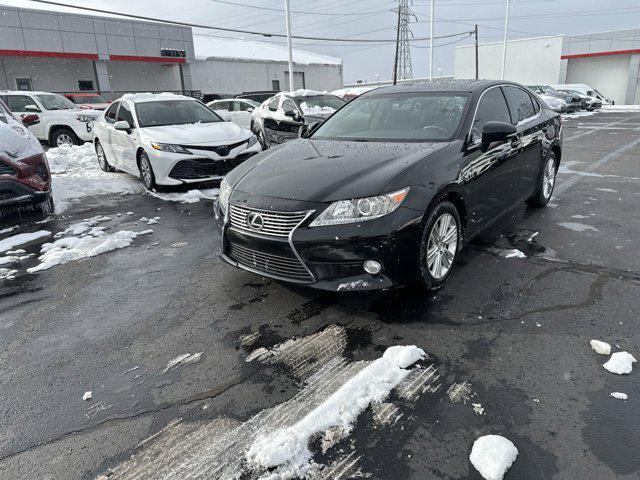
229,100 -> 253,129
277,98 -> 304,143
463,86 -> 521,234
99,101 -> 120,166
6,94 -> 45,139
110,102 -> 138,174
262,96 -> 281,143
502,85 -> 545,201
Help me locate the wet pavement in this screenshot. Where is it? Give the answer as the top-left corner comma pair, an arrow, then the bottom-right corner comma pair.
1,111 -> 639,479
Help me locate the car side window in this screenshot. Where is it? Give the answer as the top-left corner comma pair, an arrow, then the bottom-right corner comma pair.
282,99 -> 297,113
268,97 -> 279,111
7,95 -> 35,112
214,101 -> 229,111
503,86 -> 536,124
237,102 -> 253,112
531,95 -> 540,114
105,102 -> 119,124
117,102 -> 135,127
470,87 -> 511,144
228,101 -> 240,112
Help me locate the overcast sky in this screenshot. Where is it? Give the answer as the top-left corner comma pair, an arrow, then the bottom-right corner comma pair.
8,0 -> 640,83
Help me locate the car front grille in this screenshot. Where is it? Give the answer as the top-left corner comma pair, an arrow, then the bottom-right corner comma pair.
228,242 -> 313,283
169,156 -> 250,180
228,204 -> 310,238
181,140 -> 248,157
0,163 -> 16,176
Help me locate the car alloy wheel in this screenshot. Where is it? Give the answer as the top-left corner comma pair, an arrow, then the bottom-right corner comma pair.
56,133 -> 74,147
542,156 -> 557,199
96,143 -> 107,169
426,212 -> 458,280
139,152 -> 155,190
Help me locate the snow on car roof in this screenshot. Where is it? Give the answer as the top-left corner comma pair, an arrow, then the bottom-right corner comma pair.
193,34 -> 341,66
118,92 -> 196,103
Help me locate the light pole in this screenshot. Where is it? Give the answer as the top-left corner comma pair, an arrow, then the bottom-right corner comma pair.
429,0 -> 434,81
500,0 -> 510,80
284,0 -> 294,91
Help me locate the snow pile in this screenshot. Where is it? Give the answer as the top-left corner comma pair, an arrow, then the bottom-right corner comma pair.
147,188 -> 218,203
603,351 -> 636,375
504,249 -> 526,259
610,392 -> 628,400
0,230 -> 51,253
331,86 -> 378,99
469,435 -> 518,480
0,252 -> 33,265
54,215 -> 111,238
590,340 -> 611,356
0,268 -> 18,280
246,345 -> 425,475
119,92 -> 192,102
299,102 -> 336,116
27,229 -> 151,273
47,143 -> 98,174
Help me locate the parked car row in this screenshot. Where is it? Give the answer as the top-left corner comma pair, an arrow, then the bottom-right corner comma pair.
526,83 -> 612,113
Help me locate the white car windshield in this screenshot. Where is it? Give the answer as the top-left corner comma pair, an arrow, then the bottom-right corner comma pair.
136,100 -> 223,127
36,94 -> 77,110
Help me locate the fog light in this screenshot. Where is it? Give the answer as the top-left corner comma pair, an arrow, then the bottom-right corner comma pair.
363,260 -> 382,275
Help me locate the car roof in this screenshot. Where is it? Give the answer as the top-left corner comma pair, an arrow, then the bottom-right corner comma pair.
364,79 -> 520,95
118,92 -> 197,103
0,90 -> 59,95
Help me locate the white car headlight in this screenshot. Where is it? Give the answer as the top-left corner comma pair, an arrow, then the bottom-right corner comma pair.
76,114 -> 98,123
309,187 -> 410,227
151,142 -> 192,154
246,135 -> 258,148
218,177 -> 232,214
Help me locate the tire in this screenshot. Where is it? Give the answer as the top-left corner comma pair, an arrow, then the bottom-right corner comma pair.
526,152 -> 557,208
418,201 -> 461,291
95,140 -> 115,172
138,150 -> 156,190
50,128 -> 80,147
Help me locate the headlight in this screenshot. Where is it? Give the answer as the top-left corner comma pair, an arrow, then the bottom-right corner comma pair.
151,143 -> 192,154
246,135 -> 258,148
76,114 -> 97,123
309,187 -> 410,227
218,177 -> 232,214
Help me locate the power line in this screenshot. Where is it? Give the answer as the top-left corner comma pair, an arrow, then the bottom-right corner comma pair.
27,0 -> 470,43
207,0 -> 393,16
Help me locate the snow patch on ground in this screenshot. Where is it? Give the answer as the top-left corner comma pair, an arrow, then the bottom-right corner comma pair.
603,351 -> 637,375
602,105 -> 640,112
0,268 -> 18,280
557,222 -> 599,232
246,345 -> 425,475
595,187 -> 618,193
147,188 -> 219,204
447,381 -> 474,404
160,352 -> 203,375
470,435 -> 518,480
0,230 -> 51,252
610,392 -> 628,400
0,226 -> 18,235
590,339 -> 611,355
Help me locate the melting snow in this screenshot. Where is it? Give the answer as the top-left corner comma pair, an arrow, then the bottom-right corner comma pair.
147,188 -> 218,204
595,187 -> 618,193
504,249 -> 526,259
0,230 -> 51,253
473,403 -> 485,415
246,345 -> 425,475
557,222 -> 599,232
590,340 -> 611,355
603,352 -> 637,375
0,226 -> 18,235
83,391 -> 92,401
0,268 -> 18,280
160,352 -> 203,375
470,435 -> 518,480
610,392 -> 628,400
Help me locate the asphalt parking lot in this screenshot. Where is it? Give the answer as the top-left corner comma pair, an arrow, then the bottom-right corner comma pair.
1,110 -> 639,479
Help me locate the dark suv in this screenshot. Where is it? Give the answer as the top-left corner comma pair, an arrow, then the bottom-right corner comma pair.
0,99 -> 52,214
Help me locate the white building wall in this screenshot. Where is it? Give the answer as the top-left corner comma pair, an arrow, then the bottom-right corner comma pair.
106,61 -> 182,92
454,35 -> 564,84
189,59 -> 342,96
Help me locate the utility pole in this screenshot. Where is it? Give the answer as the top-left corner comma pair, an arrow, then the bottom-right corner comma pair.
393,4 -> 401,85
284,0 -> 294,91
474,24 -> 479,79
429,0 -> 434,80
501,0 -> 510,80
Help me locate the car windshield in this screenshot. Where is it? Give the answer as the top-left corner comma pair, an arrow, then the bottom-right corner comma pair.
311,92 -> 468,142
540,86 -> 558,94
136,100 -> 223,127
73,95 -> 107,104
294,95 -> 345,115
36,94 -> 77,110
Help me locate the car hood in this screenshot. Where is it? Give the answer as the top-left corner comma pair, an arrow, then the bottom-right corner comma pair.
140,122 -> 251,144
232,138 -> 448,202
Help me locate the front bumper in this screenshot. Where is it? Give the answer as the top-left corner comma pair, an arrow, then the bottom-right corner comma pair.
149,141 -> 262,186
0,179 -> 51,208
214,193 -> 424,291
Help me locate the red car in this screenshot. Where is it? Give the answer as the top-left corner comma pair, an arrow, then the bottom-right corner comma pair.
0,99 -> 52,213
64,93 -> 111,111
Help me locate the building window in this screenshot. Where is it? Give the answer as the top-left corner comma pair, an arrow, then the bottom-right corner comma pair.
15,78 -> 32,91
284,72 -> 305,91
272,80 -> 280,91
78,80 -> 94,91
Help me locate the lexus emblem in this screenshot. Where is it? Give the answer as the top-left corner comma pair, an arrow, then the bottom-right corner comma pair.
247,212 -> 264,230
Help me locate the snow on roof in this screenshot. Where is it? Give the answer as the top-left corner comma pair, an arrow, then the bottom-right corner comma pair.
118,92 -> 195,103
193,34 -> 342,66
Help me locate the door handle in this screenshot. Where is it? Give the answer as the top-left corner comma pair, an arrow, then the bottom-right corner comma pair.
511,137 -> 522,149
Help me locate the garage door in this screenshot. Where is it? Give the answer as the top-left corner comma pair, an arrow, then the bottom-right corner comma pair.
566,54 -> 630,104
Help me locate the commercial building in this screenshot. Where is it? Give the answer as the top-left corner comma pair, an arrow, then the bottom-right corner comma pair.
189,34 -> 342,96
0,4 -> 195,98
455,29 -> 640,105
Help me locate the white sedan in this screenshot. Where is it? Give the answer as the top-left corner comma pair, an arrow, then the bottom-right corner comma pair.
92,93 -> 261,189
207,98 -> 260,129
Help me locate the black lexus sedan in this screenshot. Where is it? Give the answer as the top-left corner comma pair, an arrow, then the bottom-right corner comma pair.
215,80 -> 562,291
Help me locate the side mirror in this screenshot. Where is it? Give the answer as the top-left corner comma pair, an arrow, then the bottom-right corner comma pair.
22,113 -> 40,127
25,104 -> 40,113
246,107 -> 254,113
299,121 -> 321,138
113,120 -> 131,131
481,121 -> 516,146
283,109 -> 298,119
